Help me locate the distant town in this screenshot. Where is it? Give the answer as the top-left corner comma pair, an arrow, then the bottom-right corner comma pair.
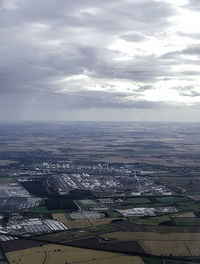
0,161 -> 188,242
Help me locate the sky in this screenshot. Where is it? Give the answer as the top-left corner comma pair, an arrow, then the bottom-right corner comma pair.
0,0 -> 200,121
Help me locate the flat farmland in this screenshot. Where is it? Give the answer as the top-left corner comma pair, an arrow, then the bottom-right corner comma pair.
139,241 -> 190,256
52,213 -> 120,229
185,241 -> 200,256
100,232 -> 200,241
174,218 -> 200,226
155,197 -> 189,203
1,239 -> 48,252
6,244 -> 145,264
163,260 -> 200,264
52,213 -> 68,223
126,198 -> 151,204
115,220 -> 185,233
173,212 -> 196,218
34,223 -> 120,243
130,215 -> 172,225
34,230 -> 92,242
65,236 -> 145,254
1,122 -> 200,168
52,213 -> 92,228
90,218 -> 121,226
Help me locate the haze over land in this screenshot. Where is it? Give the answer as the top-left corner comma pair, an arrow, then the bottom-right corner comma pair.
0,0 -> 200,121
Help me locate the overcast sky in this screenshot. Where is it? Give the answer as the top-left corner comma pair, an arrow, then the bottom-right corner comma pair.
0,0 -> 200,121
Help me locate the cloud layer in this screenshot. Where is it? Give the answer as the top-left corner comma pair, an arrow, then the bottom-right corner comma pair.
0,0 -> 200,121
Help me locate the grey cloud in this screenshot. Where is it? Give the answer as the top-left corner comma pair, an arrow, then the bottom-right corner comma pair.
0,88 -> 198,122
0,0 -> 199,121
0,0 -> 173,33
137,85 -> 153,92
181,47 -> 200,56
161,46 -> 200,59
187,0 -> 200,10
88,54 -> 172,82
115,1 -> 174,25
180,71 -> 200,76
0,0 -> 174,96
172,86 -> 194,91
0,37 -> 171,95
177,31 -> 200,40
121,33 -> 146,42
180,90 -> 200,97
28,90 -> 179,110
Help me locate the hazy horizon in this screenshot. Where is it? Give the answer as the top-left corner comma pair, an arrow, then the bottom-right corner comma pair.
0,120 -> 200,125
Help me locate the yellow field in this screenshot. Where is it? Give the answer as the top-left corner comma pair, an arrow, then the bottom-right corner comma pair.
101,232 -> 200,241
52,213 -> 92,228
185,241 -> 200,256
52,213 -> 118,229
139,240 -> 190,256
52,213 -> 68,223
6,244 -> 145,264
173,212 -> 196,218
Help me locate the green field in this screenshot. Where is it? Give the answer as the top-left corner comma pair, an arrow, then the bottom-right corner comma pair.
143,192 -> 153,196
76,200 -> 96,209
104,210 -> 122,218
155,197 -> 189,203
50,209 -> 71,214
174,217 -> 200,226
88,223 -> 119,234
27,205 -> 76,216
131,214 -> 172,225
27,205 -> 50,214
126,197 -> 151,204
142,257 -> 163,264
179,202 -> 200,211
121,196 -> 195,210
